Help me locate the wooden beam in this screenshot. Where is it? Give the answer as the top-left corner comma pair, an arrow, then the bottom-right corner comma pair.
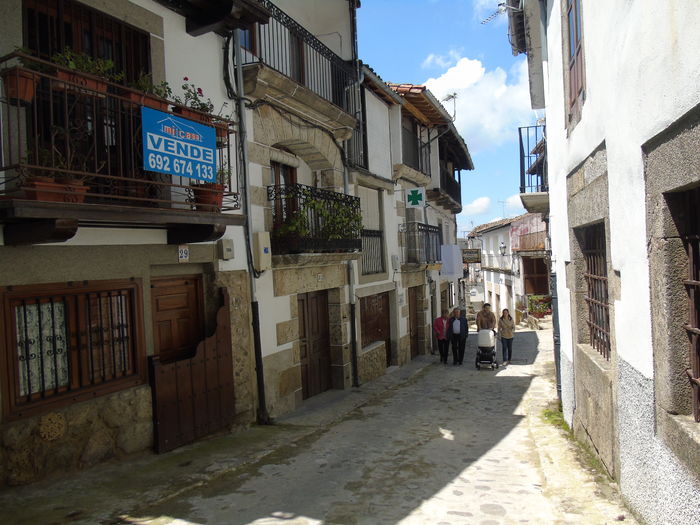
3,219 -> 78,245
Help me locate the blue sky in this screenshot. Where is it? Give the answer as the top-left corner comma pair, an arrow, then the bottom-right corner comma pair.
357,0 -> 537,237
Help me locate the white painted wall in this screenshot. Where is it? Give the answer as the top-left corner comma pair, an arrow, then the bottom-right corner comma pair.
543,0 -> 700,379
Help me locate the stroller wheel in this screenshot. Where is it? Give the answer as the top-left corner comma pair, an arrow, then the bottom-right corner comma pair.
495,362 -> 499,369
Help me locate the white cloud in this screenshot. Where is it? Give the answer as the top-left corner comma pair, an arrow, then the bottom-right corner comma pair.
425,56 -> 533,152
421,49 -> 462,70
506,194 -> 524,211
462,196 -> 491,215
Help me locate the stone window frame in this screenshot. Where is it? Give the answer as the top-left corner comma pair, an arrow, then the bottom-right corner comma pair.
1,279 -> 147,421
644,103 -> 700,478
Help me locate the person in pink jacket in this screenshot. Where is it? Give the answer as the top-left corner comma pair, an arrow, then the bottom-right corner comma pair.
432,309 -> 450,364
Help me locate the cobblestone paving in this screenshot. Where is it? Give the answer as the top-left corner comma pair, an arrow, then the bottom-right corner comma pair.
123,329 -> 636,525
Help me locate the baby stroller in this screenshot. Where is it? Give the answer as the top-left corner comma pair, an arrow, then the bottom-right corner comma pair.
475,329 -> 499,370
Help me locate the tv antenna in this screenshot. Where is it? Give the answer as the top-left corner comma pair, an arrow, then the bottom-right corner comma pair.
443,92 -> 458,121
481,2 -> 521,25
498,199 -> 506,217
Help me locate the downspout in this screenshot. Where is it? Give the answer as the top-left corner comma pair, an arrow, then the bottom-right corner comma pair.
347,0 -> 360,388
230,29 -> 271,424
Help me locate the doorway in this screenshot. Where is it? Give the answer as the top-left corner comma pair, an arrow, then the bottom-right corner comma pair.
360,292 -> 392,366
298,290 -> 331,399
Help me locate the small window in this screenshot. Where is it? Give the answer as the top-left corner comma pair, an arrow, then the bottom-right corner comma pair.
679,188 -> 700,421
566,0 -> 585,118
1,279 -> 145,419
580,222 -> 611,359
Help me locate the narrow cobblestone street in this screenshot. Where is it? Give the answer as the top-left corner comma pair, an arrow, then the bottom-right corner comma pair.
2,326 -> 636,525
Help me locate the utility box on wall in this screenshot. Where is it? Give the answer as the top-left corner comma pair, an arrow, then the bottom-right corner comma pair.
254,231 -> 272,271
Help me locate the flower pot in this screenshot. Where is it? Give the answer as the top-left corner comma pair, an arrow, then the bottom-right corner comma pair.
172,106 -> 211,124
24,176 -> 88,203
54,70 -> 108,96
214,121 -> 229,147
1,67 -> 38,106
123,91 -> 170,112
192,183 -> 224,211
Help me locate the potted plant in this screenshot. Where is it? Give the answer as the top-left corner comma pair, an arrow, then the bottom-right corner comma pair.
1,48 -> 42,106
192,165 -> 226,211
124,72 -> 172,111
20,148 -> 64,202
172,76 -> 214,123
51,48 -> 123,95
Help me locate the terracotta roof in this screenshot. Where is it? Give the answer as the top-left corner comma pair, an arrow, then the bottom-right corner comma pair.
470,213 -> 529,235
362,64 -> 403,106
387,83 -> 452,126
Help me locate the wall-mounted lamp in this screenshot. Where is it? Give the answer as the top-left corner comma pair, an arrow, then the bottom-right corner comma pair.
499,241 -> 507,256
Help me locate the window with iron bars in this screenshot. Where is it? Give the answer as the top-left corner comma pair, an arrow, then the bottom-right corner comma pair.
1,279 -> 145,419
581,222 -> 611,359
680,187 -> 700,422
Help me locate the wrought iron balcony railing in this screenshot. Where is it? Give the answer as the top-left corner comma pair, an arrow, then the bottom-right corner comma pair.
400,222 -> 441,265
0,52 -> 240,215
440,170 -> 462,205
267,183 -> 362,255
519,125 -> 547,193
241,0 -> 358,116
361,229 -> 384,274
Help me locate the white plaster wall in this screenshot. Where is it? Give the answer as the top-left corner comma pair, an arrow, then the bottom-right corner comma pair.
273,0 -> 353,60
365,89 -> 393,177
544,0 -> 700,379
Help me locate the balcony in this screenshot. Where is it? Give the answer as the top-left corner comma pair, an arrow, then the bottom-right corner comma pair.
361,229 -> 385,275
514,230 -> 547,252
427,170 -> 462,213
393,127 -> 431,186
267,183 -> 361,257
0,53 -> 242,245
518,125 -> 548,214
400,221 -> 442,270
240,0 -> 358,141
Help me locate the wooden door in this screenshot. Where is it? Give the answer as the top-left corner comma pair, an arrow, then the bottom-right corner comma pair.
360,292 -> 391,366
408,286 -> 420,359
151,276 -> 203,363
298,290 -> 331,399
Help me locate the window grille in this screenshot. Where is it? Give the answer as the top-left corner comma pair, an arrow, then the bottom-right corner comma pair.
2,280 -> 144,418
582,222 -> 611,359
681,188 -> 700,421
25,0 -> 151,84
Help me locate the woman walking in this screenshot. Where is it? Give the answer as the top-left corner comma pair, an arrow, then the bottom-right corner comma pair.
498,308 -> 515,365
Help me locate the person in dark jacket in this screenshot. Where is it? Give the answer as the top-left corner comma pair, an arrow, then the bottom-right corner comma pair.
446,307 -> 469,365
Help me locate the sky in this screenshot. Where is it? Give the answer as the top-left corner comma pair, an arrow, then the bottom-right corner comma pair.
357,0 -> 538,237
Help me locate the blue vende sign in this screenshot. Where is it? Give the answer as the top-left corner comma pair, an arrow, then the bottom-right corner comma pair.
141,107 -> 217,182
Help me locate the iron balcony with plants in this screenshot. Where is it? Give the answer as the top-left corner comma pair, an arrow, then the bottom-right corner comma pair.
267,183 -> 362,255
0,50 -> 242,245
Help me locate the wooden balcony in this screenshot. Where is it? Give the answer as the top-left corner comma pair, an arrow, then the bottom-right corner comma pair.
0,52 -> 243,245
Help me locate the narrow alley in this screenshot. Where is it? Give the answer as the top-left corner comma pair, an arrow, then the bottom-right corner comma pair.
2,327 -> 634,525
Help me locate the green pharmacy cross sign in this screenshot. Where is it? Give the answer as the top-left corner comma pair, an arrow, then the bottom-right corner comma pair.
406,188 -> 425,208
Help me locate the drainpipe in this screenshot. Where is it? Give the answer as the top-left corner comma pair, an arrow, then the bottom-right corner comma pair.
347,0 -> 360,388
232,29 -> 270,424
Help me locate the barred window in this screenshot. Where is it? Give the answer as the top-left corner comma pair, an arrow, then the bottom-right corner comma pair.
581,222 -> 611,359
680,188 -> 700,421
2,280 -> 145,419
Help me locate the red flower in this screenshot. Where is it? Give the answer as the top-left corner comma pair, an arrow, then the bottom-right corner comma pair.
197,88 -> 203,95
183,76 -> 189,81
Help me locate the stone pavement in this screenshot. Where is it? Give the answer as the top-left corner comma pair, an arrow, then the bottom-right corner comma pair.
1,326 -> 637,525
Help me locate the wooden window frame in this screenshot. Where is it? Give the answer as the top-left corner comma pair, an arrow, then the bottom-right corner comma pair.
24,0 -> 152,84
565,0 -> 585,124
1,279 -> 146,421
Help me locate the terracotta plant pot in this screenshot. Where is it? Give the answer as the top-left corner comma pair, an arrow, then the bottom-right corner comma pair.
1,67 -> 38,106
24,176 -> 88,203
123,91 -> 170,112
192,183 -> 224,211
54,70 -> 108,96
172,106 -> 212,124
